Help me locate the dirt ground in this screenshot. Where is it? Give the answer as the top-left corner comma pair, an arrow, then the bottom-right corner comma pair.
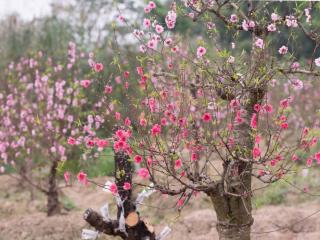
0,175 -> 319,240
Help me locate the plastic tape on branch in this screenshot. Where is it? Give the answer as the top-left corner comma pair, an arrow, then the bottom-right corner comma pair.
114,195 -> 128,236
135,183 -> 156,209
156,226 -> 172,240
100,203 -> 110,222
81,229 -> 99,240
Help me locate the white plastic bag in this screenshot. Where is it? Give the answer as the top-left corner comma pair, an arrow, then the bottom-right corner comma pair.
136,183 -> 156,207
100,203 -> 110,222
81,229 -> 99,240
156,226 -> 172,240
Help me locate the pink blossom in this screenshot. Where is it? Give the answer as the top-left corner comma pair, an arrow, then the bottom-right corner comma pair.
278,45 -> 288,55
124,71 -> 130,78
280,98 -> 289,108
94,63 -> 104,72
144,7 -> 151,14
264,104 -> 273,113
267,23 -> 276,32
175,159 -> 182,169
148,1 -> 156,9
291,62 -> 300,69
306,158 -> 313,167
118,15 -> 125,23
230,14 -> 238,23
138,168 -> 149,179
151,124 -> 161,136
310,137 -> 318,147
254,104 -> 261,112
242,20 -> 249,31
303,127 -> 309,137
207,22 -> 215,29
110,183 -> 118,194
253,147 -> 261,159
147,39 -> 157,50
140,117 -> 147,126
143,18 -> 151,28
115,112 -> 121,121
271,13 -> 280,21
255,38 -> 264,49
77,171 -> 88,185
258,170 -> 265,177
235,110 -> 243,124
230,99 -> 240,109
191,152 -> 198,161
161,118 -> 167,126
228,137 -> 234,147
255,135 -> 261,145
64,171 -> 70,184
137,66 -> 144,76
123,182 -> 131,190
171,46 -> 179,53
164,38 -> 173,46
281,122 -> 288,129
165,10 -> 176,29
250,113 -> 257,129
315,57 -> 320,67
285,16 -> 298,28
279,115 -> 287,122
315,152 -> 320,163
197,46 -> 206,58
248,21 -> 255,28
155,24 -> 164,34
134,155 -> 143,164
86,139 -> 95,148
125,117 -> 131,126
139,45 -> 147,53
67,137 -> 76,145
291,155 -> 298,161
291,78 -> 303,90
81,80 -> 91,88
202,112 -> 212,122
104,85 -> 112,94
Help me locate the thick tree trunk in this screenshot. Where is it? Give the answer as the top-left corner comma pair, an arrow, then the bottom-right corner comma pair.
47,160 -> 60,216
210,182 -> 253,240
209,90 -> 264,239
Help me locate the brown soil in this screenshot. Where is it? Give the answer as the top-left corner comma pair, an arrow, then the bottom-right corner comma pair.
0,175 -> 319,240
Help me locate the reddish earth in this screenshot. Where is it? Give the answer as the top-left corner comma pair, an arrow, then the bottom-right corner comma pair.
0,175 -> 319,240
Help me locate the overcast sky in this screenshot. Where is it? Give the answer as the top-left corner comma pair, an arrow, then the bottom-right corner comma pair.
0,0 -> 52,20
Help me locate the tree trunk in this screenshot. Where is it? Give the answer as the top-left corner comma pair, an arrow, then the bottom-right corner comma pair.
209,182 -> 253,240
84,128 -> 156,239
47,160 -> 60,216
209,90 -> 264,239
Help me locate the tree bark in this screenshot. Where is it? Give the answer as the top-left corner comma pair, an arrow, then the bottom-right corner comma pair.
47,160 -> 60,216
209,90 -> 264,239
209,183 -> 253,240
84,132 -> 156,239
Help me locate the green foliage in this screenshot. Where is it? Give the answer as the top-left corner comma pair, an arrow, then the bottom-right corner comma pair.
61,196 -> 78,211
254,181 -> 288,208
58,147 -> 114,178
86,147 -> 115,177
254,167 -> 320,208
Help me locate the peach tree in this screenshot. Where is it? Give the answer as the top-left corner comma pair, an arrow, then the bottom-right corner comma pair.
70,1 -> 320,239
